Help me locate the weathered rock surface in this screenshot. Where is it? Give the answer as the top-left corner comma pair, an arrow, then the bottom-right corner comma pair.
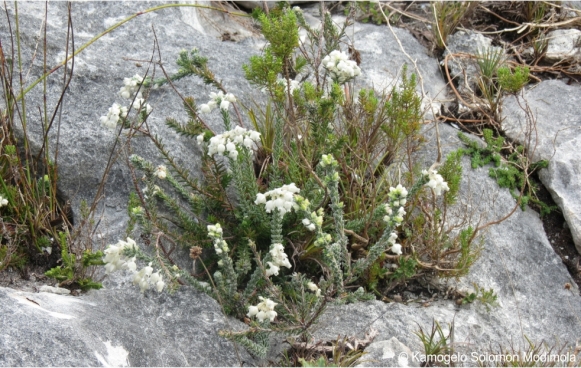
314,123 -> 581,366
0,285 -> 254,366
358,337 -> 419,367
502,80 -> 581,253
544,29 -> 581,63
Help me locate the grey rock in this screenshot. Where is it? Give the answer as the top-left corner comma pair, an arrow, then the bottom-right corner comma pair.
544,29 -> 581,63
314,123 -> 581,364
443,30 -> 504,94
0,285 -> 255,366
502,80 -> 581,252
358,337 -> 419,367
39,285 -> 71,295
0,1 -> 260,243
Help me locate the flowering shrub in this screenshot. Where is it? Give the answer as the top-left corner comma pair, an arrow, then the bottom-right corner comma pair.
100,3 -> 479,359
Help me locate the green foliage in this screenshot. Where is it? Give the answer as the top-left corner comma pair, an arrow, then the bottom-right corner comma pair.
461,283 -> 499,311
257,7 -> 299,60
44,232 -> 103,290
415,319 -> 453,358
476,47 -> 506,114
477,47 -> 506,81
458,129 -> 503,169
459,129 -> 555,215
454,226 -> 480,277
297,335 -> 367,367
300,357 -> 334,367
0,245 -> 28,271
390,257 -> 417,282
243,47 -> 283,90
438,149 -> 463,205
150,48 -> 221,90
498,65 -> 530,94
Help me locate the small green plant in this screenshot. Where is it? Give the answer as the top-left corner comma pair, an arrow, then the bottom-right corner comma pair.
458,129 -> 555,216
532,34 -> 549,63
476,47 -> 506,116
44,231 -> 104,290
460,283 -> 499,311
415,319 -> 454,361
521,2 -> 551,23
300,357 -> 333,367
497,65 -> 530,94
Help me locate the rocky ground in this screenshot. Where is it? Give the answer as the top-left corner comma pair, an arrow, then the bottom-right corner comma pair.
1,1 -> 581,366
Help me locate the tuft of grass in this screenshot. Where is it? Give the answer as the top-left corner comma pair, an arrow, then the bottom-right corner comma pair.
431,1 -> 476,51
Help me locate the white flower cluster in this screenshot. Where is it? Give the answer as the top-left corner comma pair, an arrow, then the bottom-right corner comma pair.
322,50 -> 361,84
198,126 -> 261,160
302,218 -> 316,231
301,209 -> 323,232
199,91 -> 236,113
133,263 -> 165,293
307,281 -> 322,297
423,169 -> 450,196
100,103 -> 128,130
319,154 -> 338,168
266,243 -> 292,277
119,74 -> 145,99
101,74 -> 152,130
131,206 -> 144,215
255,183 -> 301,215
247,296 -> 277,323
381,185 -> 408,255
383,184 -> 408,228
154,165 -> 167,180
103,237 -> 166,293
132,97 -> 153,115
207,223 -> 229,255
277,78 -> 301,94
0,195 -> 8,207
142,185 -> 161,199
387,231 -> 402,255
103,237 -> 138,273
